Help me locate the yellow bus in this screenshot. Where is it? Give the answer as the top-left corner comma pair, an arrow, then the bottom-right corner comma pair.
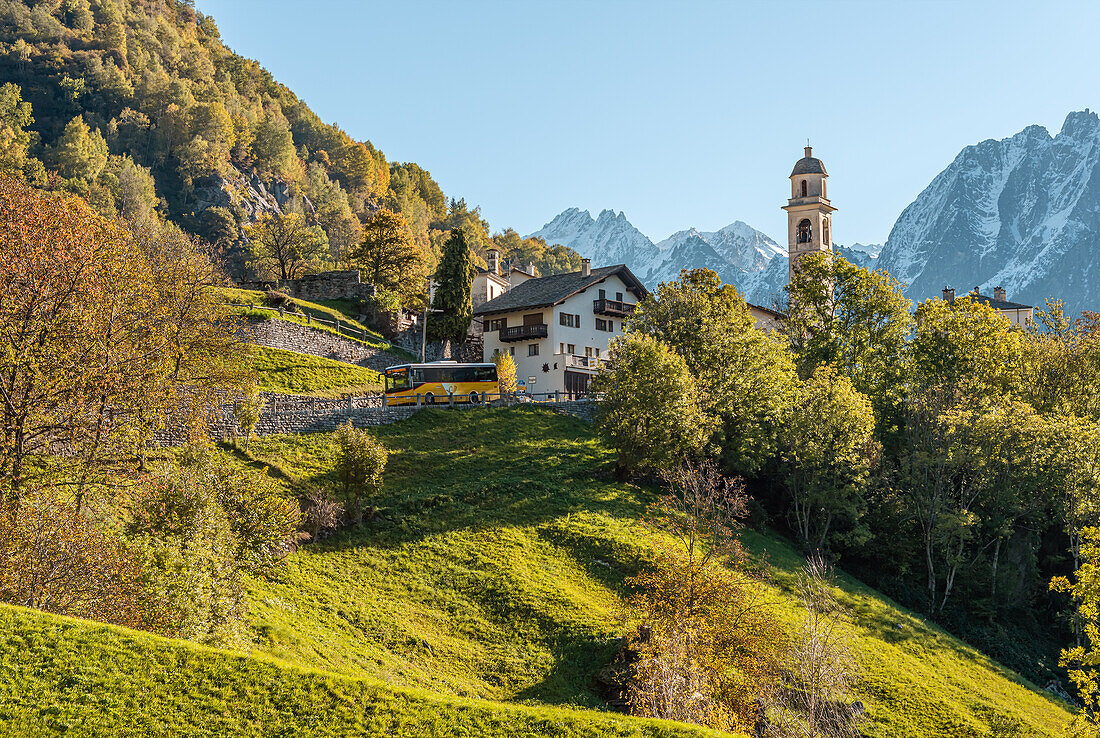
383,362 -> 499,405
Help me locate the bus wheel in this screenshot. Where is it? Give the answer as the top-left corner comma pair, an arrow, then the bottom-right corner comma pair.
425,392 -> 435,405
469,391 -> 481,404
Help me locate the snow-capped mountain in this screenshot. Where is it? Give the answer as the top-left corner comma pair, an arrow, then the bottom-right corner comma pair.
878,110 -> 1100,312
527,208 -> 662,277
527,210 -> 789,304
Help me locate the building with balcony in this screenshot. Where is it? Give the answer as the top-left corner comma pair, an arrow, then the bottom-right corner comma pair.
474,259 -> 648,396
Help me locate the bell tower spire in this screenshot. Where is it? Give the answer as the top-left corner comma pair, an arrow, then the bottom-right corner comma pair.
782,145 -> 836,283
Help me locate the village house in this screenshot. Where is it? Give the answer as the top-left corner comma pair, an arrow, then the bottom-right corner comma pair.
473,259 -> 648,396
942,286 -> 1034,326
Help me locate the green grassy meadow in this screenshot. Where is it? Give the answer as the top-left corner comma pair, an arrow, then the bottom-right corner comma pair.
234,408 -> 1074,737
247,345 -> 383,395
0,604 -> 721,738
0,408 -> 1075,736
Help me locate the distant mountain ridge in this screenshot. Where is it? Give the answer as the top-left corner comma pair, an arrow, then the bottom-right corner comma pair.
527,209 -> 877,306
877,110 -> 1100,313
533,110 -> 1100,315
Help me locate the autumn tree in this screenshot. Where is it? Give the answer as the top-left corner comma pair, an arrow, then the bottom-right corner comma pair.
428,227 -> 477,345
626,461 -> 782,732
50,115 -> 108,181
244,211 -> 327,281
594,333 -> 714,476
493,349 -> 517,394
349,208 -> 429,308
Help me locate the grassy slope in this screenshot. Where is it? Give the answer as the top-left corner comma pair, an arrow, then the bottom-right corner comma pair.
236,408 -> 1073,737
220,287 -> 416,361
248,344 -> 382,395
0,604 -> 720,738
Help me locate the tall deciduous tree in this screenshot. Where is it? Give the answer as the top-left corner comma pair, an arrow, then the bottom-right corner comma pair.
244,211 -> 326,281
784,251 -> 912,439
428,228 -> 476,345
594,333 -> 714,476
350,208 -> 428,308
630,268 -> 798,476
782,365 -> 877,555
51,115 -> 108,181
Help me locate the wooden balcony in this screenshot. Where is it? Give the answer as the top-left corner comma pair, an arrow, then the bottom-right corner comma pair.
564,354 -> 604,370
593,298 -> 636,317
499,324 -> 548,342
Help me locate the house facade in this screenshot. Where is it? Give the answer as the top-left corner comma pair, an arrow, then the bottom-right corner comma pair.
942,286 -> 1034,326
474,260 -> 648,396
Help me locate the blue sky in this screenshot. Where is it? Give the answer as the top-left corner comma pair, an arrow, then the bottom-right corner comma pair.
195,0 -> 1097,246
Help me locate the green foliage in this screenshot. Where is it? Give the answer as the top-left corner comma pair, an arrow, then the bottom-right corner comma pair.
50,115 -> 107,181
782,366 -> 876,555
245,211 -> 327,281
785,251 -> 912,437
594,333 -> 714,475
429,227 -> 477,344
492,228 -> 582,276
230,409 -> 1071,736
630,268 -> 798,476
333,421 -> 388,526
127,457 -> 300,645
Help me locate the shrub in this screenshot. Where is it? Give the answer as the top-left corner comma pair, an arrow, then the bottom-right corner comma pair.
333,422 -> 387,525
0,492 -> 152,631
304,488 -> 344,541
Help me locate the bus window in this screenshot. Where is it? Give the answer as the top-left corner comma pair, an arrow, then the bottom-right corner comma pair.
386,369 -> 410,392
473,365 -> 497,382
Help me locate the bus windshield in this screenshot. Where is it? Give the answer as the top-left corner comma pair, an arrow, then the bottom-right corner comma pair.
385,368 -> 411,393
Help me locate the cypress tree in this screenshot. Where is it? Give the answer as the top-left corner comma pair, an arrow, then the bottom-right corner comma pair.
429,227 -> 476,345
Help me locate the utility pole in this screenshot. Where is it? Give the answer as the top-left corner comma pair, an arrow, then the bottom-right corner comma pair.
421,278 -> 442,362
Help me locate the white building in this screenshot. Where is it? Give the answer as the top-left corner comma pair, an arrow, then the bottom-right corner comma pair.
942,286 -> 1034,326
474,259 -> 648,396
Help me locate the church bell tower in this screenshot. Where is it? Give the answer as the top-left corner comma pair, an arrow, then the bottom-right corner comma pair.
782,146 -> 836,283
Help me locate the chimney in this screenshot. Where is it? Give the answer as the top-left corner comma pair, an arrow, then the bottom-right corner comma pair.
581,258 -> 591,277
527,262 -> 536,276
487,248 -> 499,275
942,286 -> 955,302
994,286 -> 1006,301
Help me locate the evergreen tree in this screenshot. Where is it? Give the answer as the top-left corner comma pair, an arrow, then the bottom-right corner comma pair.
428,227 -> 476,345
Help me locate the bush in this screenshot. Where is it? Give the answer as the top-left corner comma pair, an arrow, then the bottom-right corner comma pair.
304,488 -> 344,541
264,289 -> 296,311
127,459 -> 300,645
333,422 -> 387,525
0,492 -> 152,631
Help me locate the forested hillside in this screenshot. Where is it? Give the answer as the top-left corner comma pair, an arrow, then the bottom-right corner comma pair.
0,0 -> 579,292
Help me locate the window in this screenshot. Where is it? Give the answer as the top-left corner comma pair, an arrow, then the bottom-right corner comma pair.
595,348 -> 601,358
559,342 -> 565,354
615,292 -> 622,301
560,313 -> 578,328
567,343 -> 575,354
575,314 -> 581,328
509,346 -> 515,356
800,179 -> 808,197
599,288 -> 606,300
823,220 -> 830,245
585,347 -> 593,357
609,321 -> 615,332
797,218 -> 812,244
528,343 -> 539,357
595,318 -> 608,331
488,317 -> 507,332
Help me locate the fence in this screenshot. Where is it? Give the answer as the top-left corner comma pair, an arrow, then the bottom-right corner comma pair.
225,303 -> 397,351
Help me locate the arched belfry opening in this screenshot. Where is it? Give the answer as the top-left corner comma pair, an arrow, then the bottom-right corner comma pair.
800,180 -> 808,198
797,219 -> 812,244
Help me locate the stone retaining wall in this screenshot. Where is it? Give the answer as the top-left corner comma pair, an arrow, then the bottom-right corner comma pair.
247,318 -> 405,371
152,392 -> 598,447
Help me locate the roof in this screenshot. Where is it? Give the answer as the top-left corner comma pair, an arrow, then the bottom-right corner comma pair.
962,292 -> 1033,311
791,156 -> 827,177
473,264 -> 648,316
474,267 -> 509,284
747,302 -> 787,320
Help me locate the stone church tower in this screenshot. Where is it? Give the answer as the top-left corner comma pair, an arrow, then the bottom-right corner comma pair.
782,146 -> 836,283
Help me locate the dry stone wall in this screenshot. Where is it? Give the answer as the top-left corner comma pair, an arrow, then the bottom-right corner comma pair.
246,318 -> 405,371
